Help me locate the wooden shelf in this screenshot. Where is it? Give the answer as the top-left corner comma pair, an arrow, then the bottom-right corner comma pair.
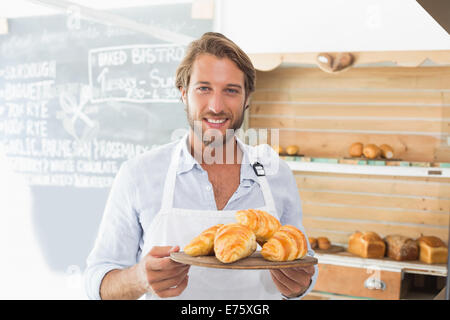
314,251 -> 448,277
285,160 -> 450,178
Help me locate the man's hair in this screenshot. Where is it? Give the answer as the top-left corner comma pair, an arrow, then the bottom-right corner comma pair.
175,32 -> 256,102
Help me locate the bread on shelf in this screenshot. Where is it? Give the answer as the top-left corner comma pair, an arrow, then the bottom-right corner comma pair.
349,142 -> 363,157
416,235 -> 448,264
261,225 -> 308,261
384,234 -> 418,261
309,237 -> 318,249
380,144 -> 394,159
317,237 -> 331,250
285,145 -> 299,156
348,231 -> 386,258
214,223 -> 257,264
184,224 -> 223,256
362,144 -> 381,159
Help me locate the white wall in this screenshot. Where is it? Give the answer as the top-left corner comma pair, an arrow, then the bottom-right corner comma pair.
215,0 -> 450,53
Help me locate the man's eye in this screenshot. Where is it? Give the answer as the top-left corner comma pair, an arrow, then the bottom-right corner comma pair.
198,87 -> 210,92
226,88 -> 238,94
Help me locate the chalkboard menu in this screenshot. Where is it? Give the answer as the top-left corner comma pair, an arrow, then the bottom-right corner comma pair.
0,3 -> 212,272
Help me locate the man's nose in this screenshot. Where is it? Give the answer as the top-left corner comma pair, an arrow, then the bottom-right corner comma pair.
208,92 -> 225,114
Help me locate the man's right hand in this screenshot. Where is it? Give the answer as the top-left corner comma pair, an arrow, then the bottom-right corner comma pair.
137,245 -> 190,298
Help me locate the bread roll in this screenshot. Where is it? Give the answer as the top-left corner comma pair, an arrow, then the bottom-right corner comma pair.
349,142 -> 363,157
317,237 -> 331,250
348,231 -> 386,258
184,224 -> 223,256
235,209 -> 281,246
309,237 -> 318,249
380,144 -> 394,159
417,236 -> 448,264
384,234 -> 418,261
272,145 -> 283,155
363,144 -> 381,159
261,225 -> 308,261
214,223 -> 257,263
285,145 -> 299,156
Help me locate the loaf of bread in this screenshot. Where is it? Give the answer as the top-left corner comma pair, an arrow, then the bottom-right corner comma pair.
285,145 -> 299,156
417,236 -> 448,264
349,142 -> 363,157
184,224 -> 223,256
235,209 -> 281,246
214,223 -> 257,263
317,237 -> 331,250
348,231 -> 386,258
380,144 -> 394,159
363,144 -> 381,159
384,234 -> 418,261
261,225 -> 308,261
309,237 -> 318,249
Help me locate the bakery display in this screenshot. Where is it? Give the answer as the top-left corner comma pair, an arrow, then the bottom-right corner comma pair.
349,142 -> 364,157
235,209 -> 281,246
380,144 -> 394,159
317,237 -> 331,250
184,224 -> 223,256
261,225 -> 308,261
362,144 -> 381,159
214,223 -> 257,264
285,145 -> 299,156
417,236 -> 448,264
348,231 -> 386,258
384,234 -> 418,261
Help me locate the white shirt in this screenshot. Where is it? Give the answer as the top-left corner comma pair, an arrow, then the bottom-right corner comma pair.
84,134 -> 318,300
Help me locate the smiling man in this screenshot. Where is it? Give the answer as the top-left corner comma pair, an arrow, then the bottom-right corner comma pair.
84,32 -> 317,300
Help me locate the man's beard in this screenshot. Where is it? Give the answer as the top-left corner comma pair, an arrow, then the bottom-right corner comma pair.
185,100 -> 246,148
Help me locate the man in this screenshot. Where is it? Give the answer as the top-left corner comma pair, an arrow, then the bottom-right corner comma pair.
84,32 -> 317,300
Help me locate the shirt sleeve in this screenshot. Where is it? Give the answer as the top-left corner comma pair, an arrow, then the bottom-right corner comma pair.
277,160 -> 319,300
84,161 -> 142,300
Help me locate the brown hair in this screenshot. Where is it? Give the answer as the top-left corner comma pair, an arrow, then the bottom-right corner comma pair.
175,32 -> 256,102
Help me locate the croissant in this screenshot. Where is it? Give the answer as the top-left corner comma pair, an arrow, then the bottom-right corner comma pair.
261,225 -> 308,261
235,209 -> 281,246
214,223 -> 257,263
184,224 -> 223,256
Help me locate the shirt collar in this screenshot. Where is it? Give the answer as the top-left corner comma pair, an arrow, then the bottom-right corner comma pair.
176,133 -> 260,185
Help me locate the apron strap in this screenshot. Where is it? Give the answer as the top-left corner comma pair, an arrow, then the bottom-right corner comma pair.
244,144 -> 279,218
160,134 -> 185,212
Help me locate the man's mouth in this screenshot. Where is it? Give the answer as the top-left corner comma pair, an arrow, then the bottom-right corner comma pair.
203,118 -> 229,128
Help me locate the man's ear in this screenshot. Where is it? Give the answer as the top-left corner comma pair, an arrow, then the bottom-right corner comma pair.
180,86 -> 187,105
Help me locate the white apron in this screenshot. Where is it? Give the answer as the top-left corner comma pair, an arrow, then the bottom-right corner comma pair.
141,134 -> 281,300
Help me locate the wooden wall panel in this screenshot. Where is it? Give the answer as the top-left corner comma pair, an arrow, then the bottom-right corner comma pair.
292,171 -> 449,246
251,66 -> 450,162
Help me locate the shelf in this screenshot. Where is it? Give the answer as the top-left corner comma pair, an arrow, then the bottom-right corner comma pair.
314,251 -> 448,277
285,160 -> 450,178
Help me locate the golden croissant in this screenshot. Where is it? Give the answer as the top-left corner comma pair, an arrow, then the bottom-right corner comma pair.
214,223 -> 257,264
235,209 -> 281,246
184,224 -> 223,256
261,225 -> 308,261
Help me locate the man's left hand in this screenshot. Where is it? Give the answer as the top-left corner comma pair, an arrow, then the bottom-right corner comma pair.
269,265 -> 315,298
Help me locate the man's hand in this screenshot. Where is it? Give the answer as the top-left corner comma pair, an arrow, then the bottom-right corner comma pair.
137,245 -> 190,298
269,265 -> 315,298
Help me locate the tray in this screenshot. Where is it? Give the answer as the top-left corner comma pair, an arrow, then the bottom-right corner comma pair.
170,251 -> 318,270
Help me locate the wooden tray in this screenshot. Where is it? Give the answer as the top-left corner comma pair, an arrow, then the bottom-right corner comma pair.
170,251 -> 318,270
314,245 -> 345,254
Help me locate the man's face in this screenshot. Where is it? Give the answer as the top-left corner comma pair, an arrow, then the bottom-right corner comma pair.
180,53 -> 248,147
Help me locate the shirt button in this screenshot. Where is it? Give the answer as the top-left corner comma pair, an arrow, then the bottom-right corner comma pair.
205,185 -> 212,191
